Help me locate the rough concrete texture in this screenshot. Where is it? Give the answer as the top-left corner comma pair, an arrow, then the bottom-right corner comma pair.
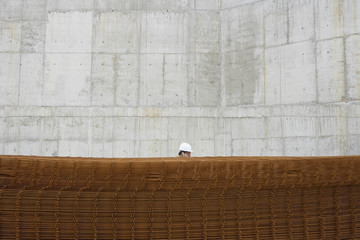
0,0 -> 359,157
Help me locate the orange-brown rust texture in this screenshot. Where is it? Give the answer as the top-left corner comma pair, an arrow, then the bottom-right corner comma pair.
1,155 -> 360,239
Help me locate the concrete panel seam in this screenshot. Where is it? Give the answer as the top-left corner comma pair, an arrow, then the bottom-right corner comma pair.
137,10 -> 142,106
221,0 -> 265,11
344,33 -> 360,39
17,0 -> 25,106
3,104 -> 360,117
313,1 -> 319,104
343,35 -> 348,102
280,115 -> 285,155
90,11 -> 95,106
113,55 -> 117,106
40,0 -> 48,106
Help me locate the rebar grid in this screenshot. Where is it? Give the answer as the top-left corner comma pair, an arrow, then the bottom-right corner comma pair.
1,155 -> 359,239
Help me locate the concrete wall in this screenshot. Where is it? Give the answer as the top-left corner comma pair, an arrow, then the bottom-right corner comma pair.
0,0 -> 359,157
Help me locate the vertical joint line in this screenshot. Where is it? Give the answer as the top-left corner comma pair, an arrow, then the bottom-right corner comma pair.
18,0 -> 25,106
41,0 -> 49,106
286,1 -> 290,43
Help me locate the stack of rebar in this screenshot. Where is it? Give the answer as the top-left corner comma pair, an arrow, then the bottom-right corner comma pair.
1,155 -> 359,239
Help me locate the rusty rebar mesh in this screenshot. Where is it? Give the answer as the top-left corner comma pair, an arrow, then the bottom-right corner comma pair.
1,155 -> 360,239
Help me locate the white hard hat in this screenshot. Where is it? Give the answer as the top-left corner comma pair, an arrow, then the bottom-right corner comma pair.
179,143 -> 193,152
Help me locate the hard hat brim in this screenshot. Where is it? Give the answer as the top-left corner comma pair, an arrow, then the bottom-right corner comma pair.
179,149 -> 193,153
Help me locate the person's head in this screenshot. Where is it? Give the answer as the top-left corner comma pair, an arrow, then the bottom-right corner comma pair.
178,142 -> 192,157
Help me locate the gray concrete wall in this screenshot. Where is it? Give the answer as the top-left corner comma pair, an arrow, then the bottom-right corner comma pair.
0,0 -> 359,157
